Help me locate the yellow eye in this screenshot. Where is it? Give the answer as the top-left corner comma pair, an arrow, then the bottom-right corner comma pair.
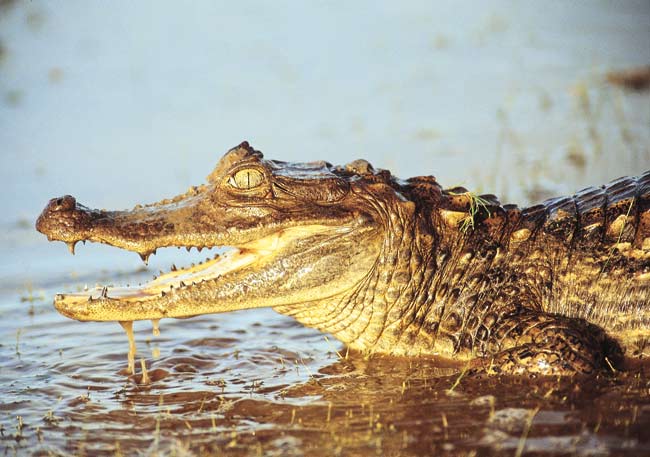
228,168 -> 265,190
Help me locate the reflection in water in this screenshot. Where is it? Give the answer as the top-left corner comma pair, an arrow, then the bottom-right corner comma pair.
0,285 -> 648,456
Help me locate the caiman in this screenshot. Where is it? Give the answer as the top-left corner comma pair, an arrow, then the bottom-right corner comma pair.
36,142 -> 650,376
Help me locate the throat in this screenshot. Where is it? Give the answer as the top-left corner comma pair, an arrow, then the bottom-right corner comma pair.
276,226 -> 445,357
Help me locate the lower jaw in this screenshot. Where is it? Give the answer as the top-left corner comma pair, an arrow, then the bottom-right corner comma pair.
53,247 -> 261,321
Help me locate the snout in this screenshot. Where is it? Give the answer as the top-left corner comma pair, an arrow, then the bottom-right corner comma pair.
35,194 -> 93,241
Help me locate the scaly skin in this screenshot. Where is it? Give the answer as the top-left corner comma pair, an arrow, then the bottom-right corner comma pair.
36,142 -> 650,375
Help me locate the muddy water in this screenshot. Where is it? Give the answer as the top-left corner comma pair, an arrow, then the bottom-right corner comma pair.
1,247 -> 649,457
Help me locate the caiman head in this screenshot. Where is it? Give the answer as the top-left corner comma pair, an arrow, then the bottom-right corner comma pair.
36,142 -> 433,335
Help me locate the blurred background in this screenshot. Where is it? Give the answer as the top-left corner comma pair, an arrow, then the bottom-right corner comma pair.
1,0 -> 649,293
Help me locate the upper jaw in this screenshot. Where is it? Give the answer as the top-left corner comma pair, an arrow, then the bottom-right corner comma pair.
35,185 -> 362,260
35,191 -> 269,259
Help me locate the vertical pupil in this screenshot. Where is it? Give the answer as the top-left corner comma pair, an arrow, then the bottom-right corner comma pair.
232,169 -> 262,189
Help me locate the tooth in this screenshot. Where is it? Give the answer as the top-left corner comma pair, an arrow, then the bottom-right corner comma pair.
197,247 -> 203,253
171,264 -> 177,272
67,241 -> 77,255
139,252 -> 151,265
101,286 -> 108,298
87,295 -> 93,302
179,281 -> 186,287
186,246 -> 191,252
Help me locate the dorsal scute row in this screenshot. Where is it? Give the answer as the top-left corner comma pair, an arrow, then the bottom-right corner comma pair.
375,167 -> 650,251
534,171 -> 650,247
440,171 -> 650,250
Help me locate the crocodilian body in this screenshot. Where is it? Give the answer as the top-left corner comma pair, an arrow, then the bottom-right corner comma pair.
36,142 -> 650,375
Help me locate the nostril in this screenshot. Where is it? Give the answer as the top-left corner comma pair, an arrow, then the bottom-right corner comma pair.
50,195 -> 76,211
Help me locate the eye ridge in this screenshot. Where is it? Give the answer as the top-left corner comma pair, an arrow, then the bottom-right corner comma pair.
229,168 -> 265,190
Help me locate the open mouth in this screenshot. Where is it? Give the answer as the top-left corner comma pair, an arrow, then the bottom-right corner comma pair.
53,225 -> 327,322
